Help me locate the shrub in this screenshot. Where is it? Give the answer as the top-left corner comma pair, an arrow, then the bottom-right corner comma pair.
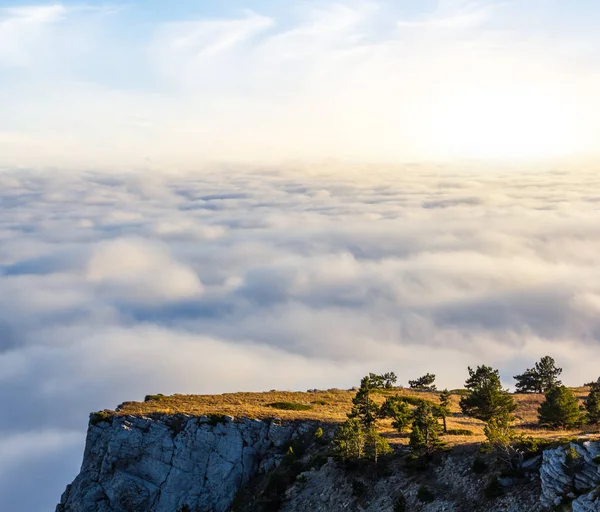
89,410 -> 113,426
351,479 -> 368,497
311,400 -> 328,406
472,455 -> 488,474
566,445 -> 579,466
165,415 -> 187,435
450,389 -> 470,395
484,476 -> 504,499
446,429 -> 475,436
393,493 -> 407,512
417,485 -> 435,503
265,402 -> 313,411
538,386 -> 583,429
206,414 -> 228,426
308,453 -> 328,470
593,455 -> 600,465
144,394 -> 165,402
314,427 -> 324,440
177,505 -> 191,512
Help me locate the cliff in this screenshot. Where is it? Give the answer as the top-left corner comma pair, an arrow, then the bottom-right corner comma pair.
56,414 -> 323,512
57,411 -> 600,512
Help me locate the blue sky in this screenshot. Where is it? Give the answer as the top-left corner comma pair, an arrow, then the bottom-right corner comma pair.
1,0 -> 600,169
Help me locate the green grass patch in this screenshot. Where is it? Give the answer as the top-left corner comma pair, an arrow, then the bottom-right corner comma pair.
265,402 -> 313,411
446,428 -> 475,436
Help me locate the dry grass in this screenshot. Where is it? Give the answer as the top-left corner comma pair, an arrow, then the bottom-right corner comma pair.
113,387 -> 600,447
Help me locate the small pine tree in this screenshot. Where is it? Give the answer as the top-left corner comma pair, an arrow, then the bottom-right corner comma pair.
381,372 -> 398,388
514,356 -> 562,393
408,373 -> 437,391
460,365 -> 516,422
365,426 -> 393,463
409,402 -> 443,456
438,389 -> 451,433
334,418 -> 366,459
380,395 -> 413,433
484,415 -> 523,471
333,419 -> 391,463
538,385 -> 583,429
348,375 -> 381,428
584,380 -> 600,424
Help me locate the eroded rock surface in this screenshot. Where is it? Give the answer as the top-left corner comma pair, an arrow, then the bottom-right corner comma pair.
540,440 -> 600,510
56,415 -> 308,512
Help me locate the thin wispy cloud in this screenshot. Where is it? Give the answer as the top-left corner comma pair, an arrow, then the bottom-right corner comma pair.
0,0 -> 599,167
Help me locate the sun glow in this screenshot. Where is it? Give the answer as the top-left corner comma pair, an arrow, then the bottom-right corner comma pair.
431,84 -> 583,161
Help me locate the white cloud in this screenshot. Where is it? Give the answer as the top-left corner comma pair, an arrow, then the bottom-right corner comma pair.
85,238 -> 204,302
3,167 -> 600,509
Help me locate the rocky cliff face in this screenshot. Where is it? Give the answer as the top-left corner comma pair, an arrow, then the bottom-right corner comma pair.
56,414 -> 319,512
57,413 -> 600,512
540,441 -> 600,511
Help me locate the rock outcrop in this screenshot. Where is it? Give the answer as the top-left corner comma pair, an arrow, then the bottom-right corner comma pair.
540,440 -> 600,510
56,414 -> 316,512
57,412 -> 600,512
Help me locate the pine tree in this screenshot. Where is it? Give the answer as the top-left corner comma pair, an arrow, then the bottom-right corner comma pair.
408,373 -> 437,391
380,395 -> 413,433
484,415 -> 524,471
514,356 -> 562,393
381,372 -> 398,388
459,365 -> 516,422
409,402 -> 443,456
584,381 -> 600,424
438,389 -> 451,433
538,386 -> 583,429
334,418 -> 366,459
348,375 -> 381,428
365,426 -> 393,463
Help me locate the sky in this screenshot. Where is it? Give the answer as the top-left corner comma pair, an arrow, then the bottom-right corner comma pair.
2,1 -> 600,511
1,0 -> 600,168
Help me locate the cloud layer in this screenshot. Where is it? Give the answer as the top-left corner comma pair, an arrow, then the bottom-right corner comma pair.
2,166 -> 600,510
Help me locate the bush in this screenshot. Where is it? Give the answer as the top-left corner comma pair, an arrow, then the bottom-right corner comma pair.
450,389 -> 470,395
90,410 -> 113,426
144,394 -> 165,402
472,455 -> 488,474
352,478 -> 368,497
206,414 -> 228,426
311,400 -> 329,406
566,445 -> 579,465
417,485 -> 435,503
484,476 -> 504,499
593,455 -> 600,465
446,429 -> 475,436
266,402 -> 313,411
308,453 -> 329,470
393,493 -> 407,512
314,427 -> 324,440
177,505 -> 191,512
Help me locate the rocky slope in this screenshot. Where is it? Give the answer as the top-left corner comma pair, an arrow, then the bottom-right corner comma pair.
57,413 -> 600,512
